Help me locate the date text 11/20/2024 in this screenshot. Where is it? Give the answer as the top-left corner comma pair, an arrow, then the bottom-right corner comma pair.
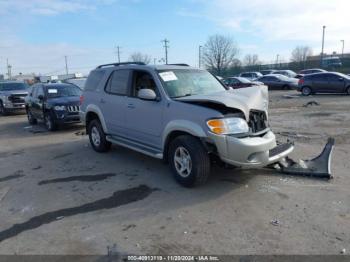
127,255 -> 220,261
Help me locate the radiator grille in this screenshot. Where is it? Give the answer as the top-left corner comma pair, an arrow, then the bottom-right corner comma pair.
67,105 -> 80,112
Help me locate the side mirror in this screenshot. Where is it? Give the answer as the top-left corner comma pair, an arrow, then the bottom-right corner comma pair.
338,78 -> 344,81
138,89 -> 157,101
38,95 -> 44,100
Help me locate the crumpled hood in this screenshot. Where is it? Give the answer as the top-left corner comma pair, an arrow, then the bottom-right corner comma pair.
176,85 -> 269,120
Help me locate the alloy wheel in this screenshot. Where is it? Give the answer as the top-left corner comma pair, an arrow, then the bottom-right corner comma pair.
174,146 -> 192,178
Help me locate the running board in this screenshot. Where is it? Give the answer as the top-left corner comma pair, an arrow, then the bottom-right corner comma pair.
106,135 -> 163,159
273,137 -> 335,179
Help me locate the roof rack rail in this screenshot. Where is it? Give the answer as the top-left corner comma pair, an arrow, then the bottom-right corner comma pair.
97,62 -> 146,69
167,63 -> 190,66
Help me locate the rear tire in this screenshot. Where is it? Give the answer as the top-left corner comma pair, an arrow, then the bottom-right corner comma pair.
88,119 -> 111,152
301,86 -> 312,96
27,109 -> 37,125
282,85 -> 290,90
0,101 -> 7,116
168,135 -> 210,187
44,112 -> 57,131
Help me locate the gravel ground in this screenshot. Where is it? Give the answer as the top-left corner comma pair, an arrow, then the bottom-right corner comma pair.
0,91 -> 349,255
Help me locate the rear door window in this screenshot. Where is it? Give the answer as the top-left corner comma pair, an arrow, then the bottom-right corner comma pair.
106,70 -> 131,95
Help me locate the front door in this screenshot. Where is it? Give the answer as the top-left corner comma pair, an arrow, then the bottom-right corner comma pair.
327,74 -> 345,93
32,85 -> 45,119
124,70 -> 164,150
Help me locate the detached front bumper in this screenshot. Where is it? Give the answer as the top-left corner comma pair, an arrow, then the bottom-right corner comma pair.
209,131 -> 293,168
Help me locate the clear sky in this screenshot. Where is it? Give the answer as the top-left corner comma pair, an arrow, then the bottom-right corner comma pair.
0,0 -> 349,76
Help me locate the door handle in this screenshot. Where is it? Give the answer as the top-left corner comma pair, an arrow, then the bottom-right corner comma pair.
127,103 -> 135,109
100,98 -> 106,104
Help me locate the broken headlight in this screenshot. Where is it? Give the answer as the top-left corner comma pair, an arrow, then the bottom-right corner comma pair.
207,118 -> 249,135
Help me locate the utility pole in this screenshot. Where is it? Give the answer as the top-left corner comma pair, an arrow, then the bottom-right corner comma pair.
64,56 -> 69,75
115,45 -> 121,63
161,39 -> 169,64
199,45 -> 202,68
320,25 -> 326,67
276,54 -> 279,67
6,58 -> 12,80
341,40 -> 345,59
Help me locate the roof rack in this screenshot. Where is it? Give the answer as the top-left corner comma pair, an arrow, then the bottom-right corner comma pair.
166,63 -> 190,66
96,62 -> 146,69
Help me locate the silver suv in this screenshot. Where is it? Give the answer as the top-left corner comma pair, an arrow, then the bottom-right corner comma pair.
80,63 -> 293,187
0,81 -> 29,115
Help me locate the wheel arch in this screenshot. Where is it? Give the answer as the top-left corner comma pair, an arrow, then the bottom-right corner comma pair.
162,120 -> 207,162
85,105 -> 108,133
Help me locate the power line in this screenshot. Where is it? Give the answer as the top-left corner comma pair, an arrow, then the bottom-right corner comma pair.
161,39 -> 169,64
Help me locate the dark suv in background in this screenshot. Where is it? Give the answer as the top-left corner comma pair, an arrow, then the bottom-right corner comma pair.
298,72 -> 350,96
26,83 -> 82,130
0,81 -> 29,115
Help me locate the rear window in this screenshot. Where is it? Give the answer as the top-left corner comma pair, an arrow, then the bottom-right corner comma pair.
45,85 -> 81,98
85,70 -> 105,91
0,82 -> 28,91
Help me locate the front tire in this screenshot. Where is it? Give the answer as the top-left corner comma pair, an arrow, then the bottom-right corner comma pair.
168,135 -> 210,187
0,101 -> 7,116
88,119 -> 111,152
44,112 -> 57,131
301,86 -> 312,96
27,109 -> 37,125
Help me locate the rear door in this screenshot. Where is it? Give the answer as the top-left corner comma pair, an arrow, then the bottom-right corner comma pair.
326,74 -> 345,93
99,69 -> 131,136
311,74 -> 330,93
124,70 -> 164,149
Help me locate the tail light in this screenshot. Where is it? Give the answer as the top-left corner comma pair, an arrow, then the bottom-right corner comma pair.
79,95 -> 84,105
298,78 -> 304,85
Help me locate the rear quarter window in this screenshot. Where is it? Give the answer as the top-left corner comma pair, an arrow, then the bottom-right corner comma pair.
85,70 -> 105,91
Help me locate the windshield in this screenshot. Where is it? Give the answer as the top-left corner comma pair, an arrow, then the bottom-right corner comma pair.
65,78 -> 86,89
338,73 -> 350,79
237,77 -> 251,83
46,85 -> 81,98
157,69 -> 226,98
276,75 -> 292,81
0,82 -> 28,91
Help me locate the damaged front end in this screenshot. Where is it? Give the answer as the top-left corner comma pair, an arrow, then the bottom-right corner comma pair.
176,85 -> 335,179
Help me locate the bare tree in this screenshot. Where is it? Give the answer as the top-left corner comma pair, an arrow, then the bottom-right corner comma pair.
129,52 -> 151,64
203,34 -> 239,75
243,54 -> 261,66
290,46 -> 313,63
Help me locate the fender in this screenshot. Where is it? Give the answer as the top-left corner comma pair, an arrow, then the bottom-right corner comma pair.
162,120 -> 207,148
85,104 -> 109,133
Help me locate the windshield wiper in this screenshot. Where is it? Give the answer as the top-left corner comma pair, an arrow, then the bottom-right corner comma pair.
172,93 -> 195,99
